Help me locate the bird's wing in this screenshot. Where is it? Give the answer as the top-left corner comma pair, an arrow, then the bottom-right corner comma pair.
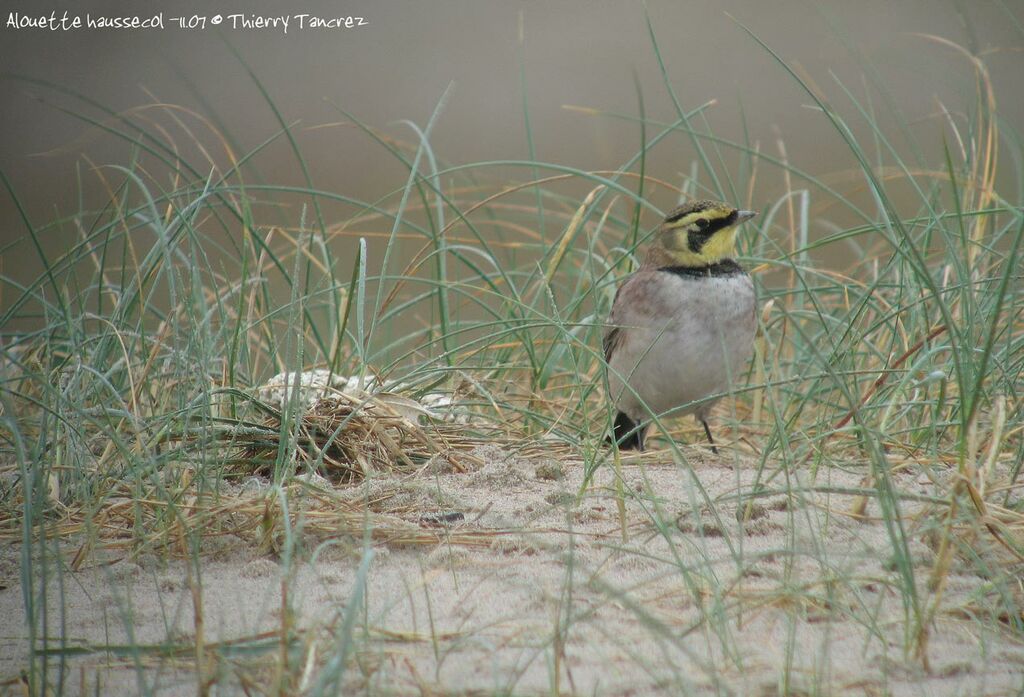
602,281 -> 626,362
603,325 -> 621,363
603,270 -> 657,362
602,268 -> 675,364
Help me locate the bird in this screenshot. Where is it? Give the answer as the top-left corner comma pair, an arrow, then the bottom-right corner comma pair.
603,200 -> 758,453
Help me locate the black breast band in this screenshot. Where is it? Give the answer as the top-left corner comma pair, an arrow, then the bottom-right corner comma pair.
659,259 -> 745,278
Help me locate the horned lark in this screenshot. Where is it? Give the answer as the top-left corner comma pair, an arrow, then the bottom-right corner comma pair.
603,200 -> 757,452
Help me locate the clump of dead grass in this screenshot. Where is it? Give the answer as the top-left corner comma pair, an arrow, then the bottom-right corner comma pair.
239,393 -> 485,482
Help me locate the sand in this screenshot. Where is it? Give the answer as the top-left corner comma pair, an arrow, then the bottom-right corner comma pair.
2,443 -> 1023,695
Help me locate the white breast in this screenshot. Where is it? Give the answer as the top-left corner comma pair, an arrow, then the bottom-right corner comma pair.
608,272 -> 756,422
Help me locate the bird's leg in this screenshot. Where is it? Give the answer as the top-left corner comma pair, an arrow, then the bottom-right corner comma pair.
700,418 -> 719,455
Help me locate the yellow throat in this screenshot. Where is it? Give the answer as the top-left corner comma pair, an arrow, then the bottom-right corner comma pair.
654,200 -> 757,267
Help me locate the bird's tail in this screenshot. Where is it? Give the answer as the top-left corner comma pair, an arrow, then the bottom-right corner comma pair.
607,411 -> 646,451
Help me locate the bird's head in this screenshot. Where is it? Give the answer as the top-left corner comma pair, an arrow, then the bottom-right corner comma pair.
655,200 -> 757,267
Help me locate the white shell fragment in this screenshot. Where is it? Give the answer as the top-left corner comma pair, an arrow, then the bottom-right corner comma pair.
255,370 -> 474,424
256,369 -> 377,409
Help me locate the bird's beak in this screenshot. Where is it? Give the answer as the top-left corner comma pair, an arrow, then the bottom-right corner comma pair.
736,210 -> 757,223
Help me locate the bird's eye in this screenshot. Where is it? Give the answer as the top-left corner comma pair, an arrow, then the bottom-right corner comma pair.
695,219 -> 710,231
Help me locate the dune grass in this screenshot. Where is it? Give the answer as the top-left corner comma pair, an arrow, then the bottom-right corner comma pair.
1,14 -> 1023,696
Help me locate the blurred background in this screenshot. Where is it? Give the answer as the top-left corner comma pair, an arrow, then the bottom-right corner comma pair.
1,0 -> 1022,310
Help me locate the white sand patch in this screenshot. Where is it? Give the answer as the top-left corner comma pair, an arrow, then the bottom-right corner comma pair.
2,447 -> 1022,695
